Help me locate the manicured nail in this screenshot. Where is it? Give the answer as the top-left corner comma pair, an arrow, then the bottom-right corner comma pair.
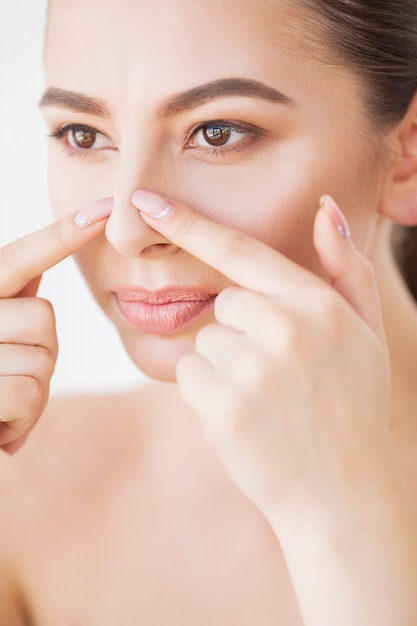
321,195 -> 350,239
131,189 -> 173,219
74,197 -> 113,227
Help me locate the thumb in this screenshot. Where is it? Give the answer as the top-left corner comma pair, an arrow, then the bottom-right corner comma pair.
314,195 -> 386,344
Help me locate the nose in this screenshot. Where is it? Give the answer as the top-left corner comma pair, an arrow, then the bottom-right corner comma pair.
104,154 -> 178,259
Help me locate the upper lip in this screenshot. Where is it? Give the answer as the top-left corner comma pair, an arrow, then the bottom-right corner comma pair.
113,287 -> 218,304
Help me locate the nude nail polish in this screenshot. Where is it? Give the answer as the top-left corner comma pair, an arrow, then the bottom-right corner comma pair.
131,189 -> 173,219
74,197 -> 113,227
321,195 -> 351,239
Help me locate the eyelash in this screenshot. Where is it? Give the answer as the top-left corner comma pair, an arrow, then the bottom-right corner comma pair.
48,123 -> 114,159
48,120 -> 264,161
185,119 -> 264,159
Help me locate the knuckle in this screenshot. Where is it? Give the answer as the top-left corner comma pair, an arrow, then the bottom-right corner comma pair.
266,308 -> 301,350
176,212 -> 196,240
30,297 -> 56,329
0,242 -> 17,271
310,286 -> 339,320
235,352 -> 272,392
0,376 -> 43,427
294,284 -> 339,324
282,324 -> 304,356
35,345 -> 57,378
19,377 -> 44,424
222,231 -> 257,262
51,219 -> 68,245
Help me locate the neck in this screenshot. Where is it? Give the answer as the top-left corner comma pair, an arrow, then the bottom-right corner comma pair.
371,217 -> 417,494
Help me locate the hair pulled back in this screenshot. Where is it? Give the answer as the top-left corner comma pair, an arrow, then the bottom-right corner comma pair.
302,0 -> 417,296
302,0 -> 417,126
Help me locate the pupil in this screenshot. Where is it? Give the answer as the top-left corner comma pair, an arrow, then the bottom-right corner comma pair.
73,128 -> 96,149
203,126 -> 231,146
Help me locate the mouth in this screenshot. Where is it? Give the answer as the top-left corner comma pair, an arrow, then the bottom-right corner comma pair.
113,287 -> 217,335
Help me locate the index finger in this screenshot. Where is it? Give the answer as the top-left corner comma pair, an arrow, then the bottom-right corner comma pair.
0,198 -> 112,298
132,190 -> 311,294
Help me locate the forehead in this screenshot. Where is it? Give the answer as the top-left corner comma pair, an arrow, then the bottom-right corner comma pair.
46,0 -> 314,51
45,0 -> 335,100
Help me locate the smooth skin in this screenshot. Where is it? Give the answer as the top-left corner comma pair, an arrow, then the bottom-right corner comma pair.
0,193 -> 416,625
2,0 -> 417,624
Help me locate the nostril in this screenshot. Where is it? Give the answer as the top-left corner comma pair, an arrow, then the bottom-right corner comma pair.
141,242 -> 179,256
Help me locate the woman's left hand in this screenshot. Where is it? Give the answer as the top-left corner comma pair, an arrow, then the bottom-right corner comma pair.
135,191 -> 391,525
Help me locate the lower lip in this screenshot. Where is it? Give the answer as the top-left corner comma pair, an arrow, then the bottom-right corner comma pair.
115,296 -> 216,335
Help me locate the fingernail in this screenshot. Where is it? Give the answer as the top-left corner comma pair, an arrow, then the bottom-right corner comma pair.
131,189 -> 173,219
321,195 -> 351,239
74,197 -> 113,227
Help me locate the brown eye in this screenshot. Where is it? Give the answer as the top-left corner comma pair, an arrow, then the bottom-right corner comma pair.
190,122 -> 250,152
49,123 -> 114,155
70,127 -> 98,149
202,125 -> 232,146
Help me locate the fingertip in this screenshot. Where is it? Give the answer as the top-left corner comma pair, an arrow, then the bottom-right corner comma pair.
314,196 -> 386,341
131,189 -> 174,220
314,195 -> 352,283
73,197 -> 113,228
319,195 -> 351,240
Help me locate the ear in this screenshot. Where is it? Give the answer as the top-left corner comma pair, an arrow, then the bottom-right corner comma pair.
380,92 -> 417,226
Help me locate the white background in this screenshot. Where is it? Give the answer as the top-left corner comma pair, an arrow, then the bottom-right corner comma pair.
0,1 -> 146,394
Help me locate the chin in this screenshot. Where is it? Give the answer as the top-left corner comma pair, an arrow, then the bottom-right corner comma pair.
118,331 -> 195,384
136,359 -> 178,384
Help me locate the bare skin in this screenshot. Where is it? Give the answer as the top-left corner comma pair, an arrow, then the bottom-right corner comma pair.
1,234 -> 417,626
0,386 -> 303,625
0,202 -> 417,625
2,0 -> 417,623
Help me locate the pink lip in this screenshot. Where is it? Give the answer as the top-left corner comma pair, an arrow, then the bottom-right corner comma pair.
113,288 -> 217,335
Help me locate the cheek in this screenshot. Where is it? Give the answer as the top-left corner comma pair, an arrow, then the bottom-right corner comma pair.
176,155 -> 325,274
72,237 -> 111,309
176,143 -> 381,274
48,151 -> 115,219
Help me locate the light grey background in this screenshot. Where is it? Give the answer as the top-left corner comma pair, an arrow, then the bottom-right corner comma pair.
0,1 -> 146,394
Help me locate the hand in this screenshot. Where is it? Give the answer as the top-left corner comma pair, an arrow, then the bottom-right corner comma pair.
0,205 -> 110,455
135,190 -> 391,524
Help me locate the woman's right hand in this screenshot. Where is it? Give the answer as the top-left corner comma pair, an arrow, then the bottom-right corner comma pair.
0,206 -> 110,454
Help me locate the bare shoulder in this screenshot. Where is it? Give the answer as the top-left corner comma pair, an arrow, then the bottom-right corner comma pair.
9,382 -> 171,474
0,382 -> 167,523
0,387 -> 169,556
0,380 -> 187,502
0,382 -> 176,623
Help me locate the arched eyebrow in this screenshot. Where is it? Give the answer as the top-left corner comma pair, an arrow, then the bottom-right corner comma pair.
39,78 -> 294,118
158,78 -> 294,116
39,88 -> 111,117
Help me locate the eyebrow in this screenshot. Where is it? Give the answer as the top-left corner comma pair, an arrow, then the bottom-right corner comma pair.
39,78 -> 294,119
158,78 -> 294,116
39,88 -> 111,117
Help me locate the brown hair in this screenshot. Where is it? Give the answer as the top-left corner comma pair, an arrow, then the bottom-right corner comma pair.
301,0 -> 417,296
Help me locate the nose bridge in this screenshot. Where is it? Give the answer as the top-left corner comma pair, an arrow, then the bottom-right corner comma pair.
105,133 -> 173,258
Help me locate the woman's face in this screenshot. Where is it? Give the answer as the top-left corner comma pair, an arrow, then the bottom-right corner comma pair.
43,0 -> 390,381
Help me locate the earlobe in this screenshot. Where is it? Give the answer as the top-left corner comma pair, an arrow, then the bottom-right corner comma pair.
380,92 -> 417,226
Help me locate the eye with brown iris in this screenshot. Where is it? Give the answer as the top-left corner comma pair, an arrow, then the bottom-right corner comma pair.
71,127 -> 97,149
203,125 -> 232,146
